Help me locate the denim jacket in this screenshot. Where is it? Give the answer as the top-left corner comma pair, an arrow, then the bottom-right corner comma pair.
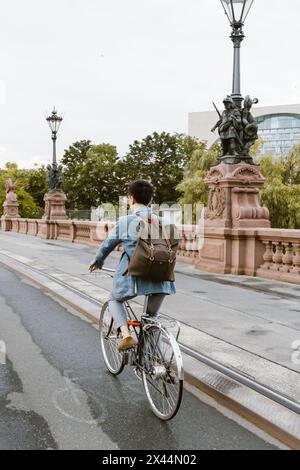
93,206 -> 176,301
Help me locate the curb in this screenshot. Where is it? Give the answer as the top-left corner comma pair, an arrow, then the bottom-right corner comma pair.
0,255 -> 299,449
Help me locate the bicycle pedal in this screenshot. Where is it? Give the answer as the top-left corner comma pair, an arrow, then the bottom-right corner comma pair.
122,349 -> 135,366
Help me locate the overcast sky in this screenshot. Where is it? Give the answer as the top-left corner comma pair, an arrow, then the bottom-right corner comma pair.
0,0 -> 299,168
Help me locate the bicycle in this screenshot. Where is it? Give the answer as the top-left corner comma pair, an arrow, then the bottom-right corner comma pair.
98,267 -> 184,421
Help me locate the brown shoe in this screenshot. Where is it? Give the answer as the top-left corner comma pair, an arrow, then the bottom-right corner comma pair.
118,336 -> 138,352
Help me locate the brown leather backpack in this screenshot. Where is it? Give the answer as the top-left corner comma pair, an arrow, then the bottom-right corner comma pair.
127,217 -> 179,282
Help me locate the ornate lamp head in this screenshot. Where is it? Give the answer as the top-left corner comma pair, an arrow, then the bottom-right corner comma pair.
46,107 -> 63,134
220,0 -> 254,26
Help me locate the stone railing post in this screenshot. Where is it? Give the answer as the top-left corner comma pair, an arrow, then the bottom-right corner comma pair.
280,242 -> 294,273
292,243 -> 300,275
260,240 -> 274,270
14,219 -> 20,233
71,221 -> 76,243
271,242 -> 283,271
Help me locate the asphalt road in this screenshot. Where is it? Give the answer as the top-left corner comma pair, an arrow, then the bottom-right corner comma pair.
0,265 -> 276,450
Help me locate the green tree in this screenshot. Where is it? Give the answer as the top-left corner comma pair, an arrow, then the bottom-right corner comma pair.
61,140 -> 92,208
282,143 -> 300,184
61,140 -> 119,209
16,187 -> 42,218
119,132 -> 200,204
25,165 -> 48,207
177,142 -> 220,206
258,144 -> 300,228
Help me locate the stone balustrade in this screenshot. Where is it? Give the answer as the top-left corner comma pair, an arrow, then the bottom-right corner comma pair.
256,229 -> 300,284
4,218 -> 111,247
2,218 -> 300,285
177,224 -> 201,263
2,218 -> 202,257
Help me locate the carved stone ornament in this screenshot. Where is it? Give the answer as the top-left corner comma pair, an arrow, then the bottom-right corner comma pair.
205,168 -> 224,184
231,166 -> 263,183
206,187 -> 227,219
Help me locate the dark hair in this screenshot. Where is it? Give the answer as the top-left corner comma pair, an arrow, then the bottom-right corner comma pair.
128,180 -> 154,205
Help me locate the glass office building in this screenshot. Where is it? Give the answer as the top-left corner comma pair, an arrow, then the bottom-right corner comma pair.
256,114 -> 300,155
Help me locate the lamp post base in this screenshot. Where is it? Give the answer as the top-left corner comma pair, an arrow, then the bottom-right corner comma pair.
218,154 -> 255,165
43,191 -> 68,221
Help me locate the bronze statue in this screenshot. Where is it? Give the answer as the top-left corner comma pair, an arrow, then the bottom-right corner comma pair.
47,163 -> 63,191
211,95 -> 259,163
211,96 -> 243,157
241,95 -> 259,155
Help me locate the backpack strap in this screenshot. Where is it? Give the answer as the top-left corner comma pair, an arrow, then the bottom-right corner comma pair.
121,212 -> 146,276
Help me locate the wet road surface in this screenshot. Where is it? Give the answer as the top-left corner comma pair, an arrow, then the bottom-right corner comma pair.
0,266 -> 276,450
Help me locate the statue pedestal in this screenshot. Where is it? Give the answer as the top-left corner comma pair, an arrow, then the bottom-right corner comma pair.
197,160 -> 270,275
204,161 -> 270,229
1,202 -> 20,231
43,191 -> 68,221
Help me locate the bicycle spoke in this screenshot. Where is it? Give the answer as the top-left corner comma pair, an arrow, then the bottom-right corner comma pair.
107,339 -> 118,368
164,383 -> 177,406
145,374 -> 166,397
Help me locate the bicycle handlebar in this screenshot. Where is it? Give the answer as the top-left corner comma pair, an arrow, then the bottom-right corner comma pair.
101,267 -> 116,274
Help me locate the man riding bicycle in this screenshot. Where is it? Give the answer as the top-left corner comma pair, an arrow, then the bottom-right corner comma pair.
89,180 -> 176,352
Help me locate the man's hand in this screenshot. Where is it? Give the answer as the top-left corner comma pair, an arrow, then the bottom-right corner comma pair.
89,262 -> 97,273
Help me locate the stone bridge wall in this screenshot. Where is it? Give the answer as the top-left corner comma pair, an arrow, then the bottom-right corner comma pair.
2,218 -> 300,286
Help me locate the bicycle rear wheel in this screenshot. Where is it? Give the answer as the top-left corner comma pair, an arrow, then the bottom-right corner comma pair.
141,325 -> 184,420
99,302 -> 124,375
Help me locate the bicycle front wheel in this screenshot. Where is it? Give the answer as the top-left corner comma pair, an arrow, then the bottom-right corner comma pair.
99,302 -> 124,375
141,325 -> 184,420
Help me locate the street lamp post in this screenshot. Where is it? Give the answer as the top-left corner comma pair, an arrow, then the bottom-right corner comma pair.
220,0 -> 254,107
46,108 -> 63,179
198,0 -> 270,274
43,108 -> 68,220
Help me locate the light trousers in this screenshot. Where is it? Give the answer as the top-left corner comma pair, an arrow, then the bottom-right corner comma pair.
108,294 -> 166,329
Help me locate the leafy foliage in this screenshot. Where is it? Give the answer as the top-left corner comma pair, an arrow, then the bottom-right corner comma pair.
118,133 -> 199,204
61,140 -> 119,209
25,165 -> 48,207
257,144 -> 300,228
176,142 -> 220,206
